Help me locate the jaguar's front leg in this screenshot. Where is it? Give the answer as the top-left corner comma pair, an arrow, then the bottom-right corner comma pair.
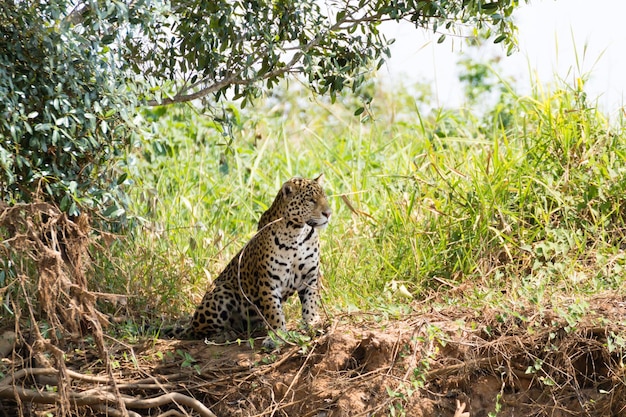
298,274 -> 322,330
259,293 -> 286,350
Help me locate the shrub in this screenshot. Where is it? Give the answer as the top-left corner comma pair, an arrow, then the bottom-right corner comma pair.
0,2 -> 135,216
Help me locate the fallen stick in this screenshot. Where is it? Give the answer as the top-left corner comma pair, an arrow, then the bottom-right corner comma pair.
0,385 -> 217,417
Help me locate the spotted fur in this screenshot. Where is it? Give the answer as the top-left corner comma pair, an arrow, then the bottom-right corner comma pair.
163,175 -> 331,343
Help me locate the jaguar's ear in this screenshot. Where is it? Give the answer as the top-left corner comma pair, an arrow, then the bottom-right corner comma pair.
313,173 -> 324,185
282,181 -> 295,198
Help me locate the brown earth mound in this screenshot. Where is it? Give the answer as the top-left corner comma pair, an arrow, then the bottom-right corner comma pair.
2,297 -> 626,417
1,203 -> 625,416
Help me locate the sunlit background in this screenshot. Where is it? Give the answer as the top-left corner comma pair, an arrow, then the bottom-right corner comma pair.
381,0 -> 626,114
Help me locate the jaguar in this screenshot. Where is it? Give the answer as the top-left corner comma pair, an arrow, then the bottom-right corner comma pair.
164,175 -> 331,347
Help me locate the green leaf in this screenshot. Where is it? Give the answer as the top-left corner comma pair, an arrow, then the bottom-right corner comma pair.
60,195 -> 71,212
494,34 -> 507,44
354,107 -> 365,116
482,2 -> 499,11
102,34 -> 115,44
103,205 -> 125,218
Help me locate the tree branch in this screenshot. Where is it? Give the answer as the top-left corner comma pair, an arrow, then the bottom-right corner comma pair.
146,7 -> 381,106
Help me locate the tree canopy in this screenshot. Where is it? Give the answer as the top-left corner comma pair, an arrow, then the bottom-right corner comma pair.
138,0 -> 523,106
0,0 -> 524,215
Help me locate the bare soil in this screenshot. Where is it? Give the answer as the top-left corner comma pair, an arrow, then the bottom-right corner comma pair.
3,295 -> 626,417
1,203 -> 626,416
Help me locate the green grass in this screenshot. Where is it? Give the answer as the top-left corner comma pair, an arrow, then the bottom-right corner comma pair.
94,71 -> 626,328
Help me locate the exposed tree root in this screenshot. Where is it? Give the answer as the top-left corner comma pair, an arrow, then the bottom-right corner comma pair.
0,203 -> 129,416
0,384 -> 216,417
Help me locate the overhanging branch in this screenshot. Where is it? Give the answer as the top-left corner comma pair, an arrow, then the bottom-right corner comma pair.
145,8 -> 388,106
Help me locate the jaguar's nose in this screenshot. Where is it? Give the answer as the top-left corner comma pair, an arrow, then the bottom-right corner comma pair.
322,209 -> 332,219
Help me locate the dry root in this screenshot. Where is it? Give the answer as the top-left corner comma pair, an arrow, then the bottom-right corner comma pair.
1,203 -> 116,415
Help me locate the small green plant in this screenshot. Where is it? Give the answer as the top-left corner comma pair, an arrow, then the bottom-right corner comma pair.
260,329 -> 314,353
539,375 -> 556,387
425,324 -> 447,348
562,299 -> 590,332
258,354 -> 278,365
607,331 -> 626,354
525,358 -> 544,375
488,392 -> 503,417
411,356 -> 431,389
109,358 -> 120,370
176,350 -> 201,374
282,330 -> 314,354
121,351 -> 140,369
386,385 -> 409,417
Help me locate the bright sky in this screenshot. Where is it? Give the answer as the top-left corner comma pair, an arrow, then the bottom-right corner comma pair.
380,0 -> 626,114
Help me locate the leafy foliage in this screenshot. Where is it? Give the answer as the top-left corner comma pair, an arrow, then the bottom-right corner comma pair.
0,1 -> 136,214
0,0 -> 524,213
134,0 -> 524,106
